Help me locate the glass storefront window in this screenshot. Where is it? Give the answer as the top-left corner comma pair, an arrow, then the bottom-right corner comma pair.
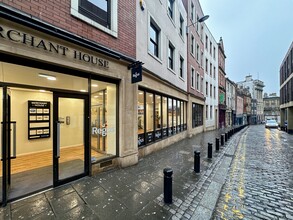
137,90 -> 145,146
146,92 -> 154,143
162,97 -> 168,137
137,88 -> 187,147
0,62 -> 88,92
168,98 -> 173,136
173,99 -> 177,134
91,80 -> 117,162
177,100 -> 181,132
155,95 -> 162,140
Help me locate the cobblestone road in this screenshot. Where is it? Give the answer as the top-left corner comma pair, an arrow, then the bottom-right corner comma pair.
213,125 -> 293,220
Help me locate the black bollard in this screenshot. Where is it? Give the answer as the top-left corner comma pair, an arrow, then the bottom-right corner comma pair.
194,151 -> 200,173
225,132 -> 228,142
221,134 -> 225,146
215,138 -> 220,151
163,168 -> 173,204
208,143 -> 212,159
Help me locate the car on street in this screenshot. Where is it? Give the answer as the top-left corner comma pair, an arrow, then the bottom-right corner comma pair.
265,119 -> 279,128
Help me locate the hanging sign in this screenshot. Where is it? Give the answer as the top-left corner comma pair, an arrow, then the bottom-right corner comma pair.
131,64 -> 142,83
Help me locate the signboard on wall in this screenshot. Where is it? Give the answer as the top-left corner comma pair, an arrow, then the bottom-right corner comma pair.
28,101 -> 50,139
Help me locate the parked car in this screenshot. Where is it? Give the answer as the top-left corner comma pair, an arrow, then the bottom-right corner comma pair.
265,119 -> 279,128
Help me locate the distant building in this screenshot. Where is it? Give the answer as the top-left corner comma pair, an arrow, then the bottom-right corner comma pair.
280,41 -> 293,134
236,93 -> 244,125
218,37 -> 227,128
226,78 -> 236,127
263,93 -> 280,123
237,75 -> 265,124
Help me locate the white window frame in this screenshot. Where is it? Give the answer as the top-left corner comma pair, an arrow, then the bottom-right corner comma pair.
70,0 -> 118,37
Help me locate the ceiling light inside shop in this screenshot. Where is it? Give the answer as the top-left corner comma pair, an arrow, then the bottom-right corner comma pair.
92,84 -> 98,87
139,92 -> 143,95
80,90 -> 87,92
39,90 -> 46,92
38,73 -> 56,81
94,96 -> 99,98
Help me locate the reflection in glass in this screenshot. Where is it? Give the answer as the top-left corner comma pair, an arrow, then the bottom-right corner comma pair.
91,80 -> 116,162
138,91 -> 145,133
146,92 -> 154,132
173,99 -> 177,134
155,95 -> 161,130
162,97 -> 167,129
168,98 -> 173,135
177,100 -> 181,129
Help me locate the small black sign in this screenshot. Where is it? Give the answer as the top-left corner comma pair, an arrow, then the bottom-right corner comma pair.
146,132 -> 153,143
131,64 -> 142,83
162,128 -> 167,137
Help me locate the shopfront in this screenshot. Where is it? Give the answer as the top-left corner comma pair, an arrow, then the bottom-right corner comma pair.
0,18 -> 128,205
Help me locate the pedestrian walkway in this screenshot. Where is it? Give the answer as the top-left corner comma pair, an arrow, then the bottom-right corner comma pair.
0,126 -> 247,219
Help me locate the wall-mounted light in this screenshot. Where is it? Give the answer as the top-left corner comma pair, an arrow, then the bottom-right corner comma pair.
38,73 -> 56,81
140,0 -> 145,11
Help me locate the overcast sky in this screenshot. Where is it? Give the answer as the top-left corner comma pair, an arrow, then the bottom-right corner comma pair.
200,0 -> 293,95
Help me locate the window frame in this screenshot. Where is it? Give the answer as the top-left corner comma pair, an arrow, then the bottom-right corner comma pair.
70,0 -> 118,37
149,20 -> 160,58
168,42 -> 175,70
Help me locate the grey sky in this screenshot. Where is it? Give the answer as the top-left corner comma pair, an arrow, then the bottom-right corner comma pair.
200,0 -> 293,95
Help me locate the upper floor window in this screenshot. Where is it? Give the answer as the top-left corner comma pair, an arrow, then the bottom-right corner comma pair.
196,15 -> 199,32
196,44 -> 200,61
210,63 -> 212,76
191,35 -> 195,54
149,21 -> 160,58
205,35 -> 208,50
205,58 -> 208,73
179,15 -> 184,36
196,73 -> 200,90
180,56 -> 184,78
168,0 -> 174,19
168,43 -> 175,70
213,46 -> 216,59
71,0 -> 118,36
191,68 -> 195,88
191,3 -> 194,21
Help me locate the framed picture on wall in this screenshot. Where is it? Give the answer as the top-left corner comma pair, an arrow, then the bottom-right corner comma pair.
28,101 -> 51,139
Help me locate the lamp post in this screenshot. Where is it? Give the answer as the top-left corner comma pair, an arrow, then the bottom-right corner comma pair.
186,15 -> 209,34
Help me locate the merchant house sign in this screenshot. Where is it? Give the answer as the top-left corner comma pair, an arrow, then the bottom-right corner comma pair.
0,25 -> 109,68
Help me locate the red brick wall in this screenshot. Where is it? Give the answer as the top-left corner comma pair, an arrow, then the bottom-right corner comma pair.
1,0 -> 136,59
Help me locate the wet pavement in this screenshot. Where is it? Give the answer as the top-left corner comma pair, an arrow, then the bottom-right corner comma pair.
0,126 -> 248,219
213,125 -> 293,220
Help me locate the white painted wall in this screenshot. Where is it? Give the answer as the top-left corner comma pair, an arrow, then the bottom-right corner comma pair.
136,0 -> 187,91
203,23 -> 218,129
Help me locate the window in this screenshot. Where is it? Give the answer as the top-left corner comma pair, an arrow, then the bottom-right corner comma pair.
179,15 -> 184,36
196,73 -> 200,90
213,66 -> 216,79
196,44 -> 200,61
205,58 -> 208,73
137,89 -> 186,146
168,0 -> 174,19
191,3 -> 194,21
191,35 -> 195,54
206,81 -> 208,96
180,56 -> 184,78
205,35 -> 208,49
206,105 -> 208,119
210,41 -> 212,55
200,51 -> 203,67
191,68 -> 195,88
210,106 -> 213,119
213,46 -> 216,59
210,63 -> 212,76
196,15 -> 199,32
214,86 -> 216,98
210,84 -> 212,97
149,21 -> 160,58
201,77 -> 203,93
168,43 -> 175,70
192,103 -> 203,127
71,0 -> 117,36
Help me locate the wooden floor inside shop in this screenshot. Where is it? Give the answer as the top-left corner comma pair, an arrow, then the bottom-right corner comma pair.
0,146 -> 104,175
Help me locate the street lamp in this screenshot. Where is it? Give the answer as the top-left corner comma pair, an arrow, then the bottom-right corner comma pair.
186,15 -> 209,34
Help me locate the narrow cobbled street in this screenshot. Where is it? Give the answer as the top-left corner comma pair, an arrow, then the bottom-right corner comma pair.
213,125 -> 293,220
